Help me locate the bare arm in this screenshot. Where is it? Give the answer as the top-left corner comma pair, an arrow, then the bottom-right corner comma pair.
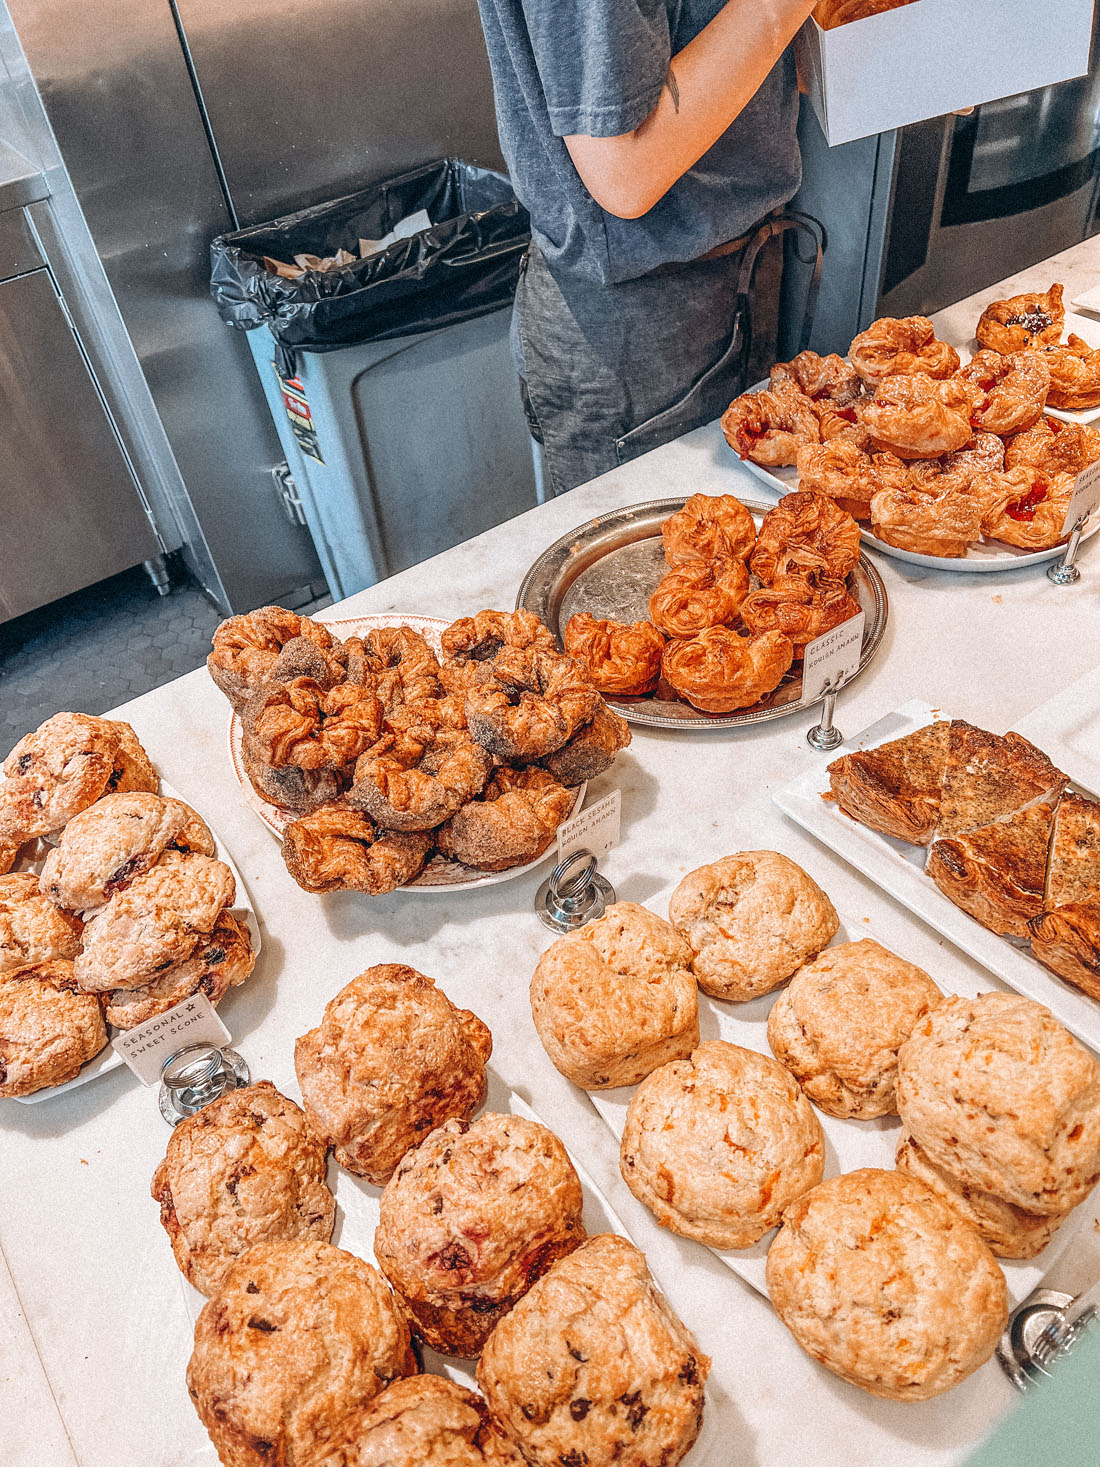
564,0 -> 816,219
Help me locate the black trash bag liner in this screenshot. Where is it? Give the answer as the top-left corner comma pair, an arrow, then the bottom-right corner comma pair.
210,157 -> 530,376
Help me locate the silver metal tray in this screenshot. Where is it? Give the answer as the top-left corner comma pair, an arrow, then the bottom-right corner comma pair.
515,496 -> 888,731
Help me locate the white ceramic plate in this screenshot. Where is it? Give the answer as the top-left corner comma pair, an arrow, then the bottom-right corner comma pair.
772,699 -> 1100,1053
590,906 -> 1088,1310
228,613 -> 586,892
1015,661 -> 1100,796
13,780 -> 261,1104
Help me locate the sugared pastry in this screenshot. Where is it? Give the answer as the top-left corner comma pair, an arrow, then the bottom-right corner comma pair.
0,959 -> 107,1097
647,560 -> 750,639
721,386 -> 821,467
975,283 -> 1065,355
299,1377 -> 516,1467
0,839 -> 19,875
39,792 -> 215,913
979,466 -> 1075,550
794,440 -> 881,518
208,606 -> 346,710
895,1133 -> 1069,1261
954,349 -> 1050,436
434,768 -> 574,873
896,993 -> 1100,1215
476,1234 -> 709,1467
347,626 -> 443,713
186,1239 -> 416,1467
1029,903 -> 1100,1002
869,474 -> 987,557
530,902 -> 698,1090
749,490 -> 861,584
242,679 -> 385,778
668,851 -> 838,1001
826,721 -> 949,845
620,1041 -> 825,1247
151,1081 -> 335,1297
442,608 -> 556,664
1004,415 -> 1100,476
348,724 -> 492,832
766,1169 -> 1007,1401
739,575 -> 860,657
463,647 -> 600,763
282,806 -> 432,894
771,349 -> 860,405
539,702 -> 631,786
662,492 -> 758,565
767,939 -> 942,1118
294,964 -> 491,1184
74,850 -> 235,992
660,627 -> 794,714
858,373 -> 977,458
848,315 -> 960,387
1046,324 -> 1100,408
936,721 -> 1066,840
374,1112 -> 585,1357
0,872 -> 82,976
926,802 -> 1056,937
563,613 -> 665,696
104,910 -> 255,1029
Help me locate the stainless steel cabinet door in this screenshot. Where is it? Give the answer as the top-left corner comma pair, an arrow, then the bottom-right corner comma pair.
0,268 -> 158,621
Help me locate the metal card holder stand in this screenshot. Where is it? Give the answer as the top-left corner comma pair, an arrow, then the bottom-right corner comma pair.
158,1042 -> 250,1126
998,1282 -> 1100,1391
535,849 -> 615,933
806,674 -> 848,752
1047,510 -> 1090,585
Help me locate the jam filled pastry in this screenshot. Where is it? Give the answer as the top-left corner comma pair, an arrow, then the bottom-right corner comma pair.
1005,414 -> 1100,476
975,283 -> 1065,355
858,373 -> 977,458
720,385 -> 820,467
979,466 -> 1076,550
848,315 -> 960,387
955,349 -> 1051,436
770,349 -> 861,406
1041,334 -> 1100,412
869,476 -> 988,558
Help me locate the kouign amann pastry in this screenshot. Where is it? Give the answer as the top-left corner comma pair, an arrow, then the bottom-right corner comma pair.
151,1080 -> 335,1296
647,560 -> 750,638
187,1238 -> 416,1467
530,902 -> 699,1089
476,1233 -> 709,1467
562,613 -> 665,696
0,872 -> 82,976
434,767 -> 574,873
668,851 -> 838,1001
375,1112 -> 585,1357
936,721 -> 1066,840
766,1168 -> 1007,1401
299,1376 -> 516,1467
539,702 -> 631,786
620,1041 -> 825,1247
749,489 -> 861,585
349,724 -> 492,832
294,964 -> 491,1184
975,283 -> 1065,355
282,806 -> 432,895
767,938 -> 941,1118
207,605 -> 345,710
859,373 -> 977,458
660,626 -> 794,714
243,679 -> 385,776
721,386 -> 821,467
848,315 -> 960,387
662,492 -> 758,564
0,959 -> 107,1097
896,992 -> 1100,1214
826,720 -> 949,844
346,626 -> 443,713
926,801 -> 1056,937
738,575 -> 860,656
463,647 -> 600,763
104,909 -> 255,1028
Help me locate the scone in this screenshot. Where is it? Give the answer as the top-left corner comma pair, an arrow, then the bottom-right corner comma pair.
375,1112 -> 585,1357
294,964 -> 492,1184
187,1239 -> 416,1467
151,1081 -> 336,1296
896,992 -> 1100,1214
766,1169 -> 1007,1401
895,1133 -> 1069,1261
0,872 -> 82,976
0,959 -> 107,1097
766,939 -> 942,1118
620,1041 -> 825,1248
529,902 -> 699,1089
668,852 -> 838,1001
476,1233 -> 709,1467
104,910 -> 255,1029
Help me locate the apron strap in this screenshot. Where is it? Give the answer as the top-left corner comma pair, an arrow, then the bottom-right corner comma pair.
734,209 -> 827,379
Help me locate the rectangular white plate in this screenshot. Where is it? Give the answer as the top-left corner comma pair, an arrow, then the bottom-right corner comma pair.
772,699 -> 1100,1053
1015,660 -> 1100,797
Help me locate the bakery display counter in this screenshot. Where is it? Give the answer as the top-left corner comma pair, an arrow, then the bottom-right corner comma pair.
3,241 -> 1100,1467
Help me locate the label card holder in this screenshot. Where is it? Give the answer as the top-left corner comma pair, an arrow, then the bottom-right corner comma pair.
112,993 -> 231,1086
801,609 -> 866,705
1063,458 -> 1100,536
557,789 -> 621,864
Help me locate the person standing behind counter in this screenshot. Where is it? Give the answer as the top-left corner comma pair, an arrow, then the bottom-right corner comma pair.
474,0 -> 819,494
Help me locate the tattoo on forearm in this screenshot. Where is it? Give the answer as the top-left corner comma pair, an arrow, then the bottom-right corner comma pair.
666,66 -> 680,112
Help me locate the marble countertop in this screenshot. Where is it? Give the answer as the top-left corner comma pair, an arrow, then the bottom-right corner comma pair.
4,237 -> 1100,1467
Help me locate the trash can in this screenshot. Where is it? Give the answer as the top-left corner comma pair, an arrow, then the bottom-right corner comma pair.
211,159 -> 538,600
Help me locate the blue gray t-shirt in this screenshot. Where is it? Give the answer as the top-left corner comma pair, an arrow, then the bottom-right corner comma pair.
475,0 -> 802,285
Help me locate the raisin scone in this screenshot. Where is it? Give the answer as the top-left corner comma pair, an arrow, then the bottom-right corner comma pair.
104,910 -> 255,1029
826,721 -> 950,845
39,792 -> 215,913
477,1234 -> 709,1467
187,1239 -> 416,1467
0,960 -> 107,1097
896,992 -> 1100,1215
620,1042 -> 825,1248
529,902 -> 699,1090
766,1169 -> 1007,1401
151,1081 -> 335,1296
668,851 -> 838,1001
0,872 -> 82,976
375,1112 -> 585,1357
294,964 -> 492,1184
766,939 -> 942,1119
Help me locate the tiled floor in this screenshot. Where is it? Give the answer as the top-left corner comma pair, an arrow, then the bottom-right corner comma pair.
0,560 -> 330,748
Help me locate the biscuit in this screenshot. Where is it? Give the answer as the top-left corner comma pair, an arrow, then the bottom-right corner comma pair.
896,992 -> 1100,1214
476,1233 -> 709,1467
0,872 -> 82,976
767,939 -> 942,1118
529,902 -> 699,1089
294,964 -> 492,1184
375,1112 -> 585,1357
620,1041 -> 825,1248
104,910 -> 255,1029
668,852 -> 838,1001
0,960 -> 107,1097
766,1169 -> 1007,1401
152,1081 -> 334,1296
74,850 -> 235,991
895,1133 -> 1069,1261
187,1238 -> 416,1467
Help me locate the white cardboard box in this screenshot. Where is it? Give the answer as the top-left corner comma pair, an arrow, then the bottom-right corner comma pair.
799,0 -> 1093,147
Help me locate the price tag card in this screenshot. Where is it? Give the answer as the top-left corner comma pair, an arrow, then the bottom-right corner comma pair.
1062,458 -> 1100,536
800,609 -> 866,705
111,993 -> 231,1086
557,789 -> 621,864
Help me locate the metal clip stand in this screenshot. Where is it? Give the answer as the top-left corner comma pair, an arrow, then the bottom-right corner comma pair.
1047,512 -> 1089,586
996,1283 -> 1100,1391
535,848 -> 616,933
806,676 -> 845,752
158,1042 -> 250,1126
